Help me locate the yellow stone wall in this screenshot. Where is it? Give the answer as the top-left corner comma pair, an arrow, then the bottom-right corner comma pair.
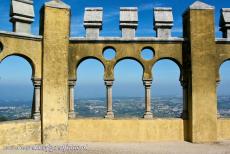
68,119 -> 188,142
0,0 -> 230,147
0,120 -> 41,148
217,119 -> 230,140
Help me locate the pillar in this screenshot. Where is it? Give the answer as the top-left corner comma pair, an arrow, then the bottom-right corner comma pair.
40,0 -> 70,143
104,80 -> 114,119
32,78 -> 41,120
143,80 -> 153,119
68,79 -> 76,118
183,1 -> 217,142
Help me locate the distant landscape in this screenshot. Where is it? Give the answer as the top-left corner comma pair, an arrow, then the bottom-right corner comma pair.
0,96 -> 230,121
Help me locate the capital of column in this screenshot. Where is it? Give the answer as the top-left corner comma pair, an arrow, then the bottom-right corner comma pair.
68,79 -> 76,87
105,80 -> 114,87
143,80 -> 152,88
32,78 -> 42,87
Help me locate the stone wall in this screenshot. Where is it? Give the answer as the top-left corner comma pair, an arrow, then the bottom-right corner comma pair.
0,0 -> 230,147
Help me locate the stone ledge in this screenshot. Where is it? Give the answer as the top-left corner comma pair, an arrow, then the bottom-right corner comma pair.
70,37 -> 184,42
0,31 -> 42,41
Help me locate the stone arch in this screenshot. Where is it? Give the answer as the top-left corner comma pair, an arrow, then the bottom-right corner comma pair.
75,56 -> 106,80
113,58 -> 145,117
153,57 -> 183,82
0,53 -> 35,78
217,59 -> 230,117
114,57 -> 145,73
102,46 -> 117,56
74,57 -> 106,117
151,58 -> 183,118
217,58 -> 230,83
0,55 -> 34,121
140,46 -> 155,57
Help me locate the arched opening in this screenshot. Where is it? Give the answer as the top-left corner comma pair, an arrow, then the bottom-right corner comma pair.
217,60 -> 230,118
75,59 -> 106,118
141,47 -> 155,61
152,59 -> 183,118
103,47 -> 116,60
0,56 -> 33,121
113,59 -> 144,118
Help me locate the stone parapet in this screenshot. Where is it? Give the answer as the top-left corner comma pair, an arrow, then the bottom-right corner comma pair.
220,8 -> 230,38
84,7 -> 103,39
154,7 -> 173,38
120,7 -> 138,39
10,0 -> 34,34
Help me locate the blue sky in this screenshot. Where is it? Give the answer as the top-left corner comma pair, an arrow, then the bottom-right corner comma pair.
0,0 -> 230,100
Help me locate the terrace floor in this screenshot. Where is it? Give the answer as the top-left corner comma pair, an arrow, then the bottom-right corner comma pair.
1,141 -> 230,154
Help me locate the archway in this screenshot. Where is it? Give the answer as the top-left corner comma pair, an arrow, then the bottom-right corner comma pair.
152,59 -> 183,118
0,56 -> 33,121
75,59 -> 106,118
113,59 -> 144,118
217,60 -> 230,118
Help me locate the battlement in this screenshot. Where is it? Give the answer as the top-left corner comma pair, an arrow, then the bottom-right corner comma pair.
5,0 -> 230,40
0,0 -> 230,147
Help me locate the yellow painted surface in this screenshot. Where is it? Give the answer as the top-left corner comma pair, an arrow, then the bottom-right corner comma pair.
0,120 -> 41,148
68,119 -> 188,142
217,119 -> 230,140
41,4 -> 70,143
0,35 -> 42,79
0,0 -> 230,146
216,43 -> 230,66
184,9 -> 218,143
69,42 -> 183,80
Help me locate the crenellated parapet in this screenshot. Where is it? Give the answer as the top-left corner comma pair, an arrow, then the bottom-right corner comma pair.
220,8 -> 230,38
0,0 -> 230,147
153,7 -> 173,38
10,0 -> 35,34
120,7 -> 138,39
84,7 -> 103,39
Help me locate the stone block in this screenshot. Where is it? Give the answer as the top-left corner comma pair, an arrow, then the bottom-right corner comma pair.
220,8 -> 230,38
154,7 -> 173,38
10,0 -> 34,33
84,7 -> 103,39
120,7 -> 138,39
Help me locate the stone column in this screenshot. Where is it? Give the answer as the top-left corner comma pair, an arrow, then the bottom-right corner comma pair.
68,79 -> 76,118
180,80 -> 188,119
32,78 -> 41,120
143,80 -> 153,119
104,80 -> 114,119
40,0 -> 70,143
183,1 -> 217,142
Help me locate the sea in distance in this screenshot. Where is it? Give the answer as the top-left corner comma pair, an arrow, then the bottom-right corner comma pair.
0,96 -> 230,121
